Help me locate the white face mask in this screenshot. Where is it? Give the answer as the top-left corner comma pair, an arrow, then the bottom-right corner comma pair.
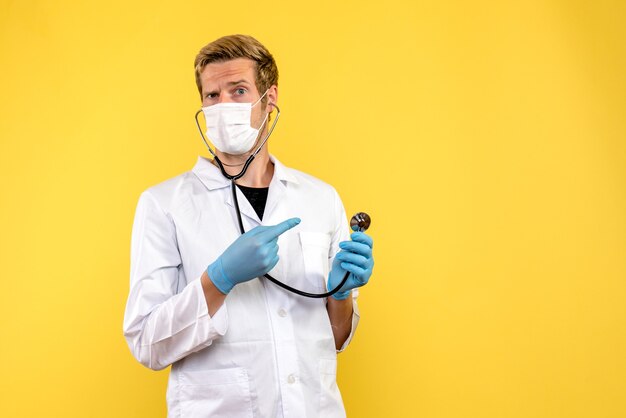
201,90 -> 269,155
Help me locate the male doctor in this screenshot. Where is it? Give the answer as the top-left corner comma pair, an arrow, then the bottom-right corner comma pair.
123,34 -> 375,417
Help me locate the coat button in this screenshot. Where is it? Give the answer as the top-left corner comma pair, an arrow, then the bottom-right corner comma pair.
278,308 -> 287,317
287,374 -> 296,384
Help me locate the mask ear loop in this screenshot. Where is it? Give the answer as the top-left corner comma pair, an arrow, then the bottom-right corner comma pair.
194,103 -> 281,181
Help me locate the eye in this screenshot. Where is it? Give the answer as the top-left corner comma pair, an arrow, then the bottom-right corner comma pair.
235,88 -> 247,95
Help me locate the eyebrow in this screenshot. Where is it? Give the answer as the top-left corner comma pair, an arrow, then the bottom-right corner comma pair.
226,79 -> 251,86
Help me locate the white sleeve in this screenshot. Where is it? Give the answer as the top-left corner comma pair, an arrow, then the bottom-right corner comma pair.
123,190 -> 228,370
329,187 -> 361,353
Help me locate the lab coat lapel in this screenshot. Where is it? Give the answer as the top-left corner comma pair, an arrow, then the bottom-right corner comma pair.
264,156 -> 298,222
263,174 -> 285,222
192,155 -> 298,227
224,185 -> 261,226
191,156 -> 260,226
191,156 -> 230,190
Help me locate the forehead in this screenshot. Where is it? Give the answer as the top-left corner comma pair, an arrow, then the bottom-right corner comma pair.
199,58 -> 257,91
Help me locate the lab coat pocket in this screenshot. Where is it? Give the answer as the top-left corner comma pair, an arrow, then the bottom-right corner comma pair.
319,358 -> 345,417
179,367 -> 255,418
299,232 -> 332,292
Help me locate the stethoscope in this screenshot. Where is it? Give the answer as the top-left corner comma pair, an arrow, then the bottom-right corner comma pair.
195,103 -> 371,298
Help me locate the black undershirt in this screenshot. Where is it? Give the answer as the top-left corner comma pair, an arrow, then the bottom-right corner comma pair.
236,184 -> 269,221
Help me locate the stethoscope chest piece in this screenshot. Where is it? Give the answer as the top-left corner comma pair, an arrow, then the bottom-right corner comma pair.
350,212 -> 371,232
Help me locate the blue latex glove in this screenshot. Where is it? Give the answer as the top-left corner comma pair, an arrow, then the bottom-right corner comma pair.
327,229 -> 374,300
208,217 -> 301,294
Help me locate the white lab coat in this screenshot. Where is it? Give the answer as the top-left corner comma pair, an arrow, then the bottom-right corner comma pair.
123,155 -> 359,418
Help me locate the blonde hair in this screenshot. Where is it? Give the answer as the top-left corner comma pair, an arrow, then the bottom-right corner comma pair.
194,34 -> 279,104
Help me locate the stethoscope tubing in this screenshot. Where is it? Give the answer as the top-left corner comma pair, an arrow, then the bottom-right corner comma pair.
196,103 -> 351,298
231,181 -> 351,298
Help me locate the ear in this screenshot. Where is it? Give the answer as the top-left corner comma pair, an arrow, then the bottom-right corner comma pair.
266,85 -> 278,112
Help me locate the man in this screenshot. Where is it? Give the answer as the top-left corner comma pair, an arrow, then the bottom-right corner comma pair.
123,34 -> 374,417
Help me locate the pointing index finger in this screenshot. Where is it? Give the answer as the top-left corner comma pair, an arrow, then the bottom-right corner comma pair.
261,217 -> 301,240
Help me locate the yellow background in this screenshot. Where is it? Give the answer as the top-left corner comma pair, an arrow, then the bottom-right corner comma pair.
1,0 -> 625,417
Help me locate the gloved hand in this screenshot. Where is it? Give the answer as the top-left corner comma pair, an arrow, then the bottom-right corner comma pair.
327,229 -> 374,300
208,217 -> 301,294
